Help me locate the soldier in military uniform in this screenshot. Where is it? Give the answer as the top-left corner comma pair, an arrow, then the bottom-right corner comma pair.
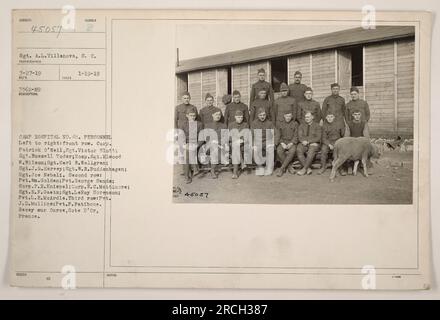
249,88 -> 274,122
345,87 -> 370,123
296,111 -> 322,176
202,109 -> 228,179
318,112 -> 345,175
249,68 -> 274,105
224,90 -> 249,127
288,71 -> 308,104
199,93 -> 224,125
297,87 -> 322,125
275,110 -> 299,177
178,109 -> 204,184
174,91 -> 198,129
273,82 -> 298,125
228,109 -> 250,179
322,83 -> 346,129
345,109 -> 370,138
251,107 -> 275,176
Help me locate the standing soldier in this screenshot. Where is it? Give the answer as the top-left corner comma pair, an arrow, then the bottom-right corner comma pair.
174,91 -> 198,129
296,111 -> 322,176
249,88 -> 274,122
322,83 -> 346,130
199,93 -> 224,126
318,112 -> 345,175
345,87 -> 370,123
275,110 -> 299,177
224,90 -> 249,127
273,82 -> 298,125
288,71 -> 308,104
249,68 -> 274,106
297,87 -> 322,125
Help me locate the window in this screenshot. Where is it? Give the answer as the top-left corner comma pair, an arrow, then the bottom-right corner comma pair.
270,57 -> 288,92
351,46 -> 363,86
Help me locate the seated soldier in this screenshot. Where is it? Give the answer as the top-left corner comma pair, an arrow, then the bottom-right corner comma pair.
228,110 -> 250,179
275,110 -> 299,177
249,88 -> 274,122
251,107 -> 275,176
178,109 -> 203,184
345,109 -> 370,138
203,109 -> 228,179
318,112 -> 345,175
296,111 -> 322,175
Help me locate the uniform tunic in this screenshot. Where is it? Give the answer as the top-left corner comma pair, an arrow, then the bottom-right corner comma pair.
249,99 -> 274,122
250,118 -> 275,145
275,120 -> 298,145
228,121 -> 249,131
249,80 -> 274,105
199,105 -> 224,126
345,99 -> 370,123
174,103 -> 198,128
346,120 -> 370,138
273,96 -> 298,124
321,120 -> 345,146
224,102 -> 249,126
203,120 -> 228,143
322,95 -> 346,128
288,83 -> 308,103
297,99 -> 322,124
178,120 -> 203,144
298,121 -> 322,144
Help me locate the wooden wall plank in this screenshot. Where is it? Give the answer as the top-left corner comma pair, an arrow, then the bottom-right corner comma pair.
175,73 -> 188,105
397,39 -> 415,136
188,71 -> 202,110
288,53 -> 311,87
232,64 -> 250,107
201,69 -> 217,107
364,42 -> 395,136
216,68 -> 229,114
312,50 -> 336,104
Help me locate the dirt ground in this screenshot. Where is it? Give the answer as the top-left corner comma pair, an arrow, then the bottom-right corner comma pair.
173,151 -> 413,204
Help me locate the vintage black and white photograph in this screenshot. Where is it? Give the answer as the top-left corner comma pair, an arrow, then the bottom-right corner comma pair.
173,24 -> 415,204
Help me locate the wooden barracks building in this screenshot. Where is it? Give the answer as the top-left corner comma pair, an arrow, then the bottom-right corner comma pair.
175,26 -> 415,137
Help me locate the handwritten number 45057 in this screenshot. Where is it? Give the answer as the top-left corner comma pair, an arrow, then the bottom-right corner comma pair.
184,192 -> 208,198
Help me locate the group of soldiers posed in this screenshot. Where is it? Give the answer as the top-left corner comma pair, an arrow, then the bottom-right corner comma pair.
175,68 -> 371,184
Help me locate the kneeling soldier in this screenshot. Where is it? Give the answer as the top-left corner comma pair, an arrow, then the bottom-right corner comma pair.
318,112 -> 345,175
345,109 -> 370,138
179,109 -> 203,184
228,110 -> 250,179
203,109 -> 228,179
296,111 -> 322,175
275,110 -> 299,177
